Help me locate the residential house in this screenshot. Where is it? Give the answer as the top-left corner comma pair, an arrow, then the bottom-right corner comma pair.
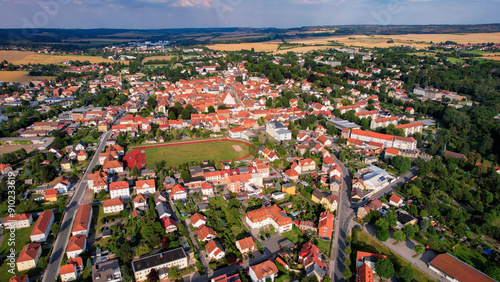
206,239 -> 226,261
228,127 -> 247,139
0,164 -> 13,174
133,194 -> 148,210
428,253 -> 496,282
66,235 -> 86,259
103,198 -> 124,214
201,182 -> 215,196
171,184 -> 188,201
311,190 -> 327,204
197,225 -> 218,242
60,263 -> 78,282
30,210 -> 54,242
236,237 -> 257,255
61,157 -> 72,171
17,243 -> 42,271
71,204 -> 92,236
248,260 -> 278,282
281,183 -> 295,195
318,211 -> 334,240
320,194 -> 339,212
109,181 -> 130,199
155,202 -> 171,219
9,275 -> 29,282
389,194 -> 403,207
284,169 -> 299,181
44,189 -> 58,202
4,213 -> 32,229
131,248 -> 188,282
87,169 -> 108,193
135,179 -> 156,195
161,217 -> 178,233
77,150 -> 87,162
92,259 -> 122,282
298,158 -> 316,172
54,176 -> 71,193
246,205 -> 292,233
190,213 -> 207,228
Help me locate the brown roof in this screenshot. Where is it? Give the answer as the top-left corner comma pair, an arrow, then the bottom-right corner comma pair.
190,213 -> 206,226
9,275 -> 28,282
429,253 -> 495,282
31,210 -> 53,236
17,243 -> 40,262
249,260 -> 278,280
109,181 -> 129,191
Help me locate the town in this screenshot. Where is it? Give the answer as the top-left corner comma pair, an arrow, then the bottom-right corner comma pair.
0,33 -> 499,282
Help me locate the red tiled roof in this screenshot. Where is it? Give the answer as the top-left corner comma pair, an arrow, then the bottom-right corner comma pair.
17,243 -> 40,262
190,213 -> 206,226
67,234 -> 86,252
103,198 -> 123,208
249,260 -> 278,280
429,253 -> 495,282
109,181 -> 129,191
60,264 -> 76,275
396,122 -> 422,129
31,210 -> 53,236
72,204 -> 92,233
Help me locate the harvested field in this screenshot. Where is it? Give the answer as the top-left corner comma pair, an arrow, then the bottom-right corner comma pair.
0,71 -> 55,83
275,45 -> 332,54
0,50 -> 114,65
143,55 -> 175,62
0,144 -> 37,155
207,42 -> 279,52
290,35 -> 431,49
387,33 -> 500,44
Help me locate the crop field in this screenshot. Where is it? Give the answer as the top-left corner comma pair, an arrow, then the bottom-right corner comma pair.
207,42 -> 280,52
136,139 -> 251,168
143,55 -> 175,62
0,50 -> 114,65
0,71 -> 55,83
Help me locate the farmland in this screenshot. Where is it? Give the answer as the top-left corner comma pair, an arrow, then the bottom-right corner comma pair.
207,42 -> 280,52
0,50 -> 114,65
134,139 -> 251,168
143,55 -> 175,63
0,71 -> 55,83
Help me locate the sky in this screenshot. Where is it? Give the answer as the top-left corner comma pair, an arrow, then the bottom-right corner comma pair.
0,0 -> 499,29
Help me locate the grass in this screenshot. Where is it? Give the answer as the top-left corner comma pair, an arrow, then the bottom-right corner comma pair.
447,57 -> 465,64
492,218 -> 500,227
316,239 -> 331,258
142,140 -> 250,168
0,224 -> 35,255
282,226 -> 304,244
354,230 -> 436,282
208,196 -> 226,209
450,244 -> 489,271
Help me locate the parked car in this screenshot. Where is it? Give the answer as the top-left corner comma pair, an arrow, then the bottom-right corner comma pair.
260,236 -> 266,241
266,233 -> 271,239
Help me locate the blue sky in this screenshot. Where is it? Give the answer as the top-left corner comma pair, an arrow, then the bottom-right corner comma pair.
1,0 -> 499,29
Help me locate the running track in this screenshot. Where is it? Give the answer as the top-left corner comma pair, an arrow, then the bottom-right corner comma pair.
130,138 -> 252,162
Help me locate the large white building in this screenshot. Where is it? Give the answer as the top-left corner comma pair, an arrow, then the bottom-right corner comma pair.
132,248 -> 188,282
30,210 -> 54,242
109,181 -> 130,199
396,122 -> 423,136
349,129 -> 417,150
266,121 -> 292,141
246,205 -> 292,233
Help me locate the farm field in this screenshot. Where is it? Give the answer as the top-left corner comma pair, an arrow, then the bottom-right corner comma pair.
0,50 -> 114,65
207,42 -> 280,52
290,35 -> 431,49
0,144 -> 37,155
0,71 -> 55,83
143,55 -> 175,62
138,140 -> 250,168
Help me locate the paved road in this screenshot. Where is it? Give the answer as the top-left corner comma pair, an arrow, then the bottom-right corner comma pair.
329,153 -> 353,281
42,129 -> 112,282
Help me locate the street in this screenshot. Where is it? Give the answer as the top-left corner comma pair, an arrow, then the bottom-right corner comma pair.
42,129 -> 112,282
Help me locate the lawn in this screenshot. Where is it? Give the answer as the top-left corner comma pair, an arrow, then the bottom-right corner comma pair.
0,224 -> 35,254
315,239 -> 332,258
447,57 -> 465,64
208,196 -> 226,209
141,140 -> 250,168
354,230 -> 436,282
282,226 -> 304,244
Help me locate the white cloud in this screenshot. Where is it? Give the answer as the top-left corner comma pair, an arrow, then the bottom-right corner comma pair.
171,0 -> 217,7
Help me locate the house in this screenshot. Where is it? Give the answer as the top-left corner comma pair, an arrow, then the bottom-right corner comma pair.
67,257 -> 83,273
299,241 -> 328,281
396,122 -> 423,136
320,194 -> 339,212
161,217 -> 178,233
66,234 -> 86,259
131,248 -> 188,282
92,259 -> 122,282
75,141 -> 87,151
228,127 -> 247,139
197,225 -> 218,242
236,237 -> 257,254
109,181 -> 130,199
248,259 -> 278,282
77,150 -> 87,162
155,202 -> 171,219
266,121 -> 292,141
428,253 -> 496,282
284,169 -> 299,181
201,182 -> 215,196
281,183 -> 295,195
135,179 -> 156,195
190,213 -> 207,228
103,198 -> 124,214
297,220 -> 316,232
384,147 -> 400,159
329,176 -> 341,193
318,211 -> 334,240
396,213 -> 417,230
9,275 -> 29,282
311,190 -> 327,204
299,158 -> 316,172
246,205 -> 292,233
0,164 -> 13,174
133,194 -> 148,210
389,194 -> 403,207
60,263 -> 78,282
171,184 -> 188,201
16,243 -> 42,271
356,263 -> 373,282
44,189 -> 58,202
102,159 -> 123,173
72,204 -> 93,236
206,239 -> 226,260
30,210 -> 54,242
87,169 -> 108,193
54,176 -> 71,193
4,213 -> 32,229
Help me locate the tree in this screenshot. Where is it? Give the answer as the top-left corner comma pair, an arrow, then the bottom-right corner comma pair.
375,257 -> 395,279
360,118 -> 370,130
168,111 -> 177,120
376,229 -> 390,241
147,268 -> 159,282
418,218 -> 429,232
397,267 -> 414,282
344,257 -> 352,266
51,222 -> 61,235
346,235 -> 352,243
135,243 -> 152,257
38,256 -> 48,269
169,267 -> 180,279
414,245 -> 425,254
343,268 -> 352,279
208,105 -> 215,113
394,230 -> 406,243
345,246 -> 351,255
86,258 -> 92,270
403,224 -> 416,239
130,166 -> 139,178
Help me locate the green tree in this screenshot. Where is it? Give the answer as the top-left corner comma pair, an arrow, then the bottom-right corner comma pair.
168,111 -> 177,120
343,268 -> 352,279
376,229 -> 390,241
414,245 -> 425,254
418,218 -> 429,232
394,230 -> 406,243
208,105 -> 215,113
403,224 -> 416,239
38,256 -> 48,269
130,166 -> 139,178
344,257 -> 352,266
375,257 -> 395,279
345,246 -> 351,255
169,267 -> 180,279
135,244 -> 152,257
51,222 -> 61,235
397,267 -> 414,282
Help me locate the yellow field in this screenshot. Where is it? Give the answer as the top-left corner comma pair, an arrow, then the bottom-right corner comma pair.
275,45 -> 332,54
387,33 -> 500,44
0,50 -> 114,65
143,55 -> 175,62
0,71 -> 55,83
290,35 -> 431,49
207,42 -> 280,52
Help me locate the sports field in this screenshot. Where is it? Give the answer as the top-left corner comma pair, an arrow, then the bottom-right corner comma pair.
137,139 -> 251,168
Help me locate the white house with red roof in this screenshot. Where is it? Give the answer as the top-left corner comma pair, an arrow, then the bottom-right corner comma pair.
170,184 -> 187,201
248,259 -> 278,282
30,210 -> 54,242
389,194 -> 403,207
201,182 -> 214,196
236,237 -> 256,254
206,239 -> 225,261
0,164 -> 13,174
133,194 -> 148,210
60,263 -> 78,282
54,176 -> 71,194
66,234 -> 86,259
190,213 -> 207,229
197,225 -> 218,242
71,204 -> 92,236
228,127 -> 247,139
109,181 -> 130,199
103,198 -> 124,214
4,213 -> 32,229
135,179 -> 156,195
16,243 -> 42,271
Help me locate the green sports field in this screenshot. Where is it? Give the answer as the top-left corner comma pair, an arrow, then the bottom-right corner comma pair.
143,140 -> 250,168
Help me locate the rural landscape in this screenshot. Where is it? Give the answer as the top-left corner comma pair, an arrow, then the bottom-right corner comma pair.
0,1 -> 500,282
